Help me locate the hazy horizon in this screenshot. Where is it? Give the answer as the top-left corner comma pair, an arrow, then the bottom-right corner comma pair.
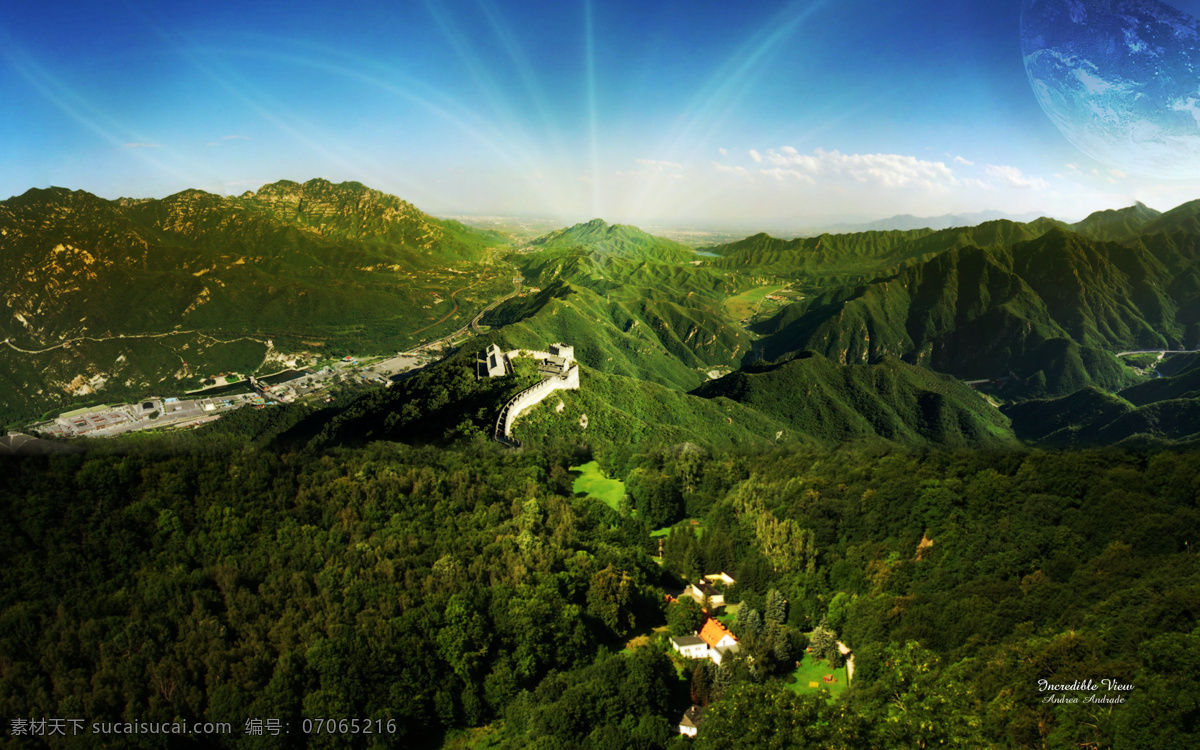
5,1 -> 1200,226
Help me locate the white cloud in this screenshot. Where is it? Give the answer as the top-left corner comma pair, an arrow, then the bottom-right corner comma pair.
122,142 -> 162,149
636,159 -> 683,169
954,155 -> 974,166
759,147 -> 955,189
760,167 -> 815,184
1110,169 -> 1127,179
748,149 -> 763,163
712,162 -> 748,176
984,164 -> 1050,190
718,147 -> 728,157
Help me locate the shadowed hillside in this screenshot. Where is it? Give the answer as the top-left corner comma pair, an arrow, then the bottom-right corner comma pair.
752,227 -> 1200,398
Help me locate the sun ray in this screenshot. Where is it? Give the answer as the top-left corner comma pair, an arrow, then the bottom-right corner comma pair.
630,0 -> 832,213
585,0 -> 601,217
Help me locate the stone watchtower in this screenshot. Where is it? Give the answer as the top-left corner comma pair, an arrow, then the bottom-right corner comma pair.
548,343 -> 574,363
478,343 -> 509,378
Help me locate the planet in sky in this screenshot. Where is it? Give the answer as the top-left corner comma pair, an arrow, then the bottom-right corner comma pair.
1021,0 -> 1200,179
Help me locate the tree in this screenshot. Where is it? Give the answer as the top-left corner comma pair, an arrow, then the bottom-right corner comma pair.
737,552 -> 773,596
586,565 -> 637,637
693,684 -> 846,750
763,623 -> 793,669
710,661 -> 735,702
690,664 -> 712,706
765,588 -> 788,626
739,608 -> 764,640
704,524 -> 737,575
644,473 -> 683,529
437,595 -> 492,681
868,641 -> 985,750
809,617 -> 841,667
667,597 -> 705,637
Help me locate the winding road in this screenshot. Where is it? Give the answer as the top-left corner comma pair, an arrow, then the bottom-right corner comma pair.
1114,349 -> 1200,357
411,275 -> 523,353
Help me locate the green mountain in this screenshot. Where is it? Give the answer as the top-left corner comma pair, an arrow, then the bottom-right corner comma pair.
704,218 -> 1068,286
1003,373 -> 1200,447
480,280 -> 746,390
753,227 -> 1200,397
483,221 -> 757,390
0,179 -> 505,344
0,179 -> 512,423
1140,198 -> 1200,236
691,351 -> 1016,448
1071,201 -> 1162,242
529,218 -> 696,263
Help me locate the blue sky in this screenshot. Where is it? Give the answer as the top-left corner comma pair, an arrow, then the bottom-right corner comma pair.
3,0 -> 1199,227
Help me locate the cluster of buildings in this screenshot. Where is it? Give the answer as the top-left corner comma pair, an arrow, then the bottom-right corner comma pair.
670,618 -> 741,666
667,572 -> 740,738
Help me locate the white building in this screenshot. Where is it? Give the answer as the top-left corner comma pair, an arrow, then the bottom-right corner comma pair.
679,705 -> 705,737
670,618 -> 741,665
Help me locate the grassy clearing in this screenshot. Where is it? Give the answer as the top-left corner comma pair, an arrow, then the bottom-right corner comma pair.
723,285 -> 784,321
785,657 -> 848,699
570,460 -> 626,511
651,517 -> 707,538
439,725 -> 504,750
716,602 -> 741,627
621,625 -> 670,654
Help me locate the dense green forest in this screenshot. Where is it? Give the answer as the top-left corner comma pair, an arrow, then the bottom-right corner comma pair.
3,440 -> 1198,748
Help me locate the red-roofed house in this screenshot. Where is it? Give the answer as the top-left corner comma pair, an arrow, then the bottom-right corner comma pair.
669,618 -> 741,665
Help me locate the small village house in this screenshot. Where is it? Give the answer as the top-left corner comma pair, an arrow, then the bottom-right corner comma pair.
678,705 -> 705,737
670,618 -> 740,665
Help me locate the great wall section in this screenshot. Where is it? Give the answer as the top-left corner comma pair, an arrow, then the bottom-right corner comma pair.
478,343 -> 580,448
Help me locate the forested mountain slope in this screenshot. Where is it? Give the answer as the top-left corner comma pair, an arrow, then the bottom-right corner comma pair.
490,223 -> 757,390
0,179 -> 505,346
705,218 -> 1067,285
1070,201 -> 1162,242
0,179 -> 512,423
1003,353 -> 1200,446
753,228 -> 1200,397
300,338 -> 1017,462
529,218 -> 697,263
691,351 -> 1016,448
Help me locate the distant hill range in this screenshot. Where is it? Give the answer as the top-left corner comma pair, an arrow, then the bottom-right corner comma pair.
820,209 -> 1055,234
704,217 -> 1070,286
1002,353 -> 1200,447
